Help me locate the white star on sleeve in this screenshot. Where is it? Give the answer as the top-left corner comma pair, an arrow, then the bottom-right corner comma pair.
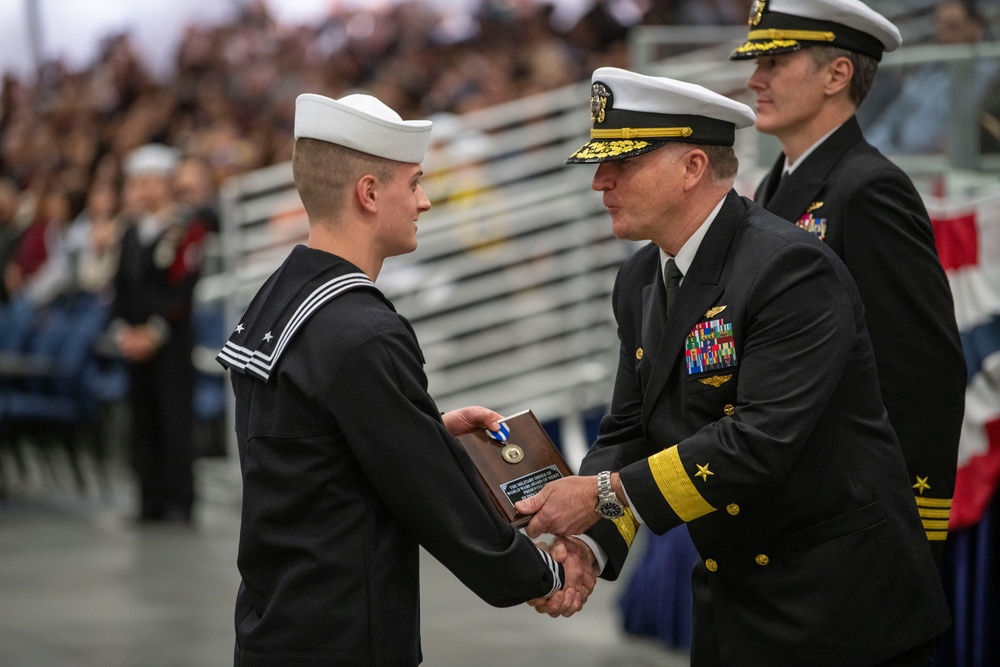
263,332 -> 273,342
235,323 -> 245,333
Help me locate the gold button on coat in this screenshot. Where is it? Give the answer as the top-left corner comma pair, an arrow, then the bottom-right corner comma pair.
755,554 -> 770,566
705,558 -> 718,572
726,503 -> 740,516
723,404 -> 735,416
636,347 -> 644,360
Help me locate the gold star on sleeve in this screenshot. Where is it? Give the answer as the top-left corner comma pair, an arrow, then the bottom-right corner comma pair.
912,476 -> 931,495
648,446 -> 716,521
695,463 -> 714,482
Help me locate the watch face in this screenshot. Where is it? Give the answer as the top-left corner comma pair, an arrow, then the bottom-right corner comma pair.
600,501 -> 624,519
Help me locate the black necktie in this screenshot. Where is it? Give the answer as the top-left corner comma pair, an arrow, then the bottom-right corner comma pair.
664,259 -> 683,319
761,161 -> 792,207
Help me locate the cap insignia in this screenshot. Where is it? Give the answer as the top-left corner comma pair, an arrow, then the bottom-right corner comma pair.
590,82 -> 611,124
748,0 -> 765,27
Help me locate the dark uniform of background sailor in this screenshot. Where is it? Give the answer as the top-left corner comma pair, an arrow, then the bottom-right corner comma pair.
109,143 -> 208,523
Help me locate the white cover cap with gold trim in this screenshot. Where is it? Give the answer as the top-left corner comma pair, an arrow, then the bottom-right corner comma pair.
731,0 -> 902,61
294,93 -> 433,164
566,67 -> 755,164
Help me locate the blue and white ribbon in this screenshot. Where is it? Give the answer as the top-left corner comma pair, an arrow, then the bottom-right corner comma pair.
486,422 -> 510,443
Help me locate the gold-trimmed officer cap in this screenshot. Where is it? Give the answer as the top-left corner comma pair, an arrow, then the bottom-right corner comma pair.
566,67 -> 755,164
731,0 -> 902,61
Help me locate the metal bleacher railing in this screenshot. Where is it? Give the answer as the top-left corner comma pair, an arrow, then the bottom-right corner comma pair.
876,40 -> 1000,177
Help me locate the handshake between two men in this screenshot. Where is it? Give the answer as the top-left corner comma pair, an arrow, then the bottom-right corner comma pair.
517,475 -> 622,618
445,406 -> 614,619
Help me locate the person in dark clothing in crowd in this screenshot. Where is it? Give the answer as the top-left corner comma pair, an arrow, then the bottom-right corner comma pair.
109,143 -> 210,523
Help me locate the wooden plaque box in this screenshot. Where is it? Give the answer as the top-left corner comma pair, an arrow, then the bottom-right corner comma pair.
457,409 -> 573,527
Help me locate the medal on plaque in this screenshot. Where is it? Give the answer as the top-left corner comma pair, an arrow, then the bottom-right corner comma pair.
501,444 -> 524,463
486,423 -> 526,464
456,409 -> 573,527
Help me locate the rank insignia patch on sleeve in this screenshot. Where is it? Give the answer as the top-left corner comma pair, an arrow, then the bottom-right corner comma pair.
685,318 -> 738,374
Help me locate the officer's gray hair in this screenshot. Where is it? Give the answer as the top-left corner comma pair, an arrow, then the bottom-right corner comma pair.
701,145 -> 739,182
663,143 -> 739,184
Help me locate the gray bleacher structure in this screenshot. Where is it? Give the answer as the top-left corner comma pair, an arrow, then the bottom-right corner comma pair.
200,12 -> 1000,469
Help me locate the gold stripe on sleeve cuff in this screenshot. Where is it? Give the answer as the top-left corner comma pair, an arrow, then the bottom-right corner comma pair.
918,507 -> 951,520
922,519 -> 950,531
612,508 -> 639,549
926,530 -> 949,541
915,496 -> 952,508
648,445 -> 716,522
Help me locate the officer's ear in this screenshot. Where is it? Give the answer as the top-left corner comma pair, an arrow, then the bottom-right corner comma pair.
680,148 -> 710,192
823,56 -> 854,98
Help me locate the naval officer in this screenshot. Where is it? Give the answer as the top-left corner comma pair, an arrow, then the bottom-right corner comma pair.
731,0 -> 966,564
516,67 -> 951,666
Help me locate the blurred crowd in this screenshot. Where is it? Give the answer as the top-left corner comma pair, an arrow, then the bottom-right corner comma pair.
4,0 -> 1000,307
860,0 -> 1000,155
0,0 -> 754,306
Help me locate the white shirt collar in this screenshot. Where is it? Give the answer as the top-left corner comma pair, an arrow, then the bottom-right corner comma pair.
783,123 -> 843,175
137,212 -> 169,246
659,195 -> 727,283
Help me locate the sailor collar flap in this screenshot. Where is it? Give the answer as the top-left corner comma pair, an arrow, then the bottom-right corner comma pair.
216,246 -> 379,382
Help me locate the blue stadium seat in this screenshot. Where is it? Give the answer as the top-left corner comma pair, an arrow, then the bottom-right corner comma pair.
0,294 -> 111,493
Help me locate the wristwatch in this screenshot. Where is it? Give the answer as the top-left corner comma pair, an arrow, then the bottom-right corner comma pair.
596,471 -> 625,520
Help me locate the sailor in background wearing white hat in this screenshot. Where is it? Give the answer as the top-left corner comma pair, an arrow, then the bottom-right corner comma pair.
733,0 -> 967,577
514,67 -> 951,666
217,93 -> 594,666
110,142 -> 210,525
